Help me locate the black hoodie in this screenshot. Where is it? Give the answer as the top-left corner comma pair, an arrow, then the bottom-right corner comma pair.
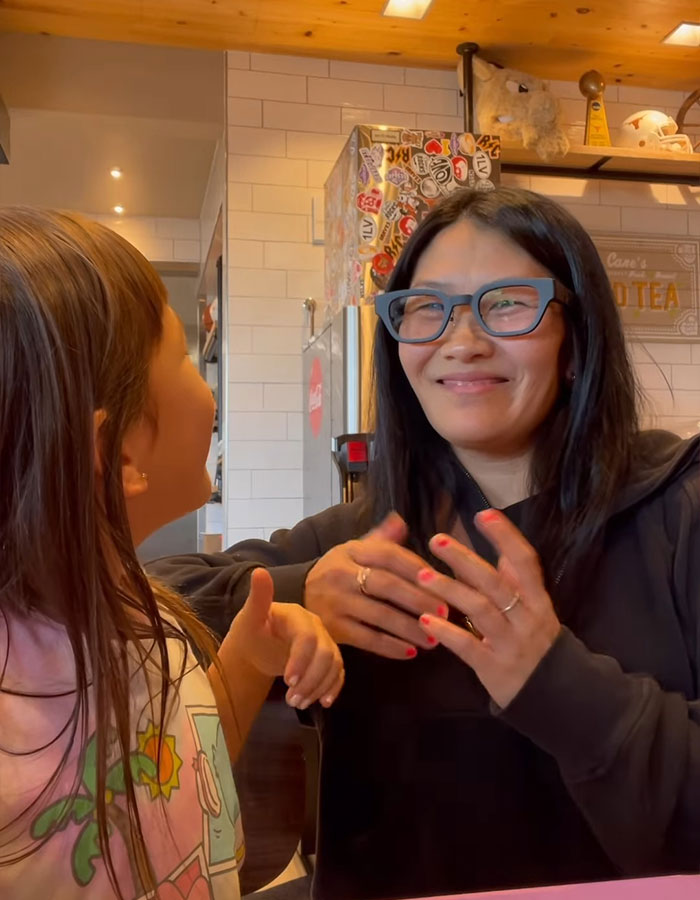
148,430 -> 700,899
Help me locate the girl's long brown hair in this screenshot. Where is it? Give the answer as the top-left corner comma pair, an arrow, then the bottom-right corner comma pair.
0,207 -> 223,896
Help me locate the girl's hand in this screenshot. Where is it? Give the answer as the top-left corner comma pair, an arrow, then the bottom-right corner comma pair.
416,510 -> 561,709
232,568 -> 345,710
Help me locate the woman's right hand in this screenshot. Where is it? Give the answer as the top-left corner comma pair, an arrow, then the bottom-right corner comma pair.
304,512 -> 448,660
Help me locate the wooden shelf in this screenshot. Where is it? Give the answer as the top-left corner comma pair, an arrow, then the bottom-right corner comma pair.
501,142 -> 700,185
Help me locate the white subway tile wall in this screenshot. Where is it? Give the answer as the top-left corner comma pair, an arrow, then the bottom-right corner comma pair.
224,50 -> 700,543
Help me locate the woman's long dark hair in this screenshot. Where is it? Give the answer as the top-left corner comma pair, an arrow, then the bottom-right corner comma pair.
0,208 -> 222,897
367,186 -> 639,577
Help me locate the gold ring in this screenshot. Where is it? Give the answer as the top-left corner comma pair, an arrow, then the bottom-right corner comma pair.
463,614 -> 483,640
500,592 -> 521,614
356,566 -> 372,596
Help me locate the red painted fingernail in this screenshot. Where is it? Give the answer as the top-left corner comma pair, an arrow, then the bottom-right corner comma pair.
420,614 -> 431,626
418,568 -> 436,583
479,509 -> 500,524
427,635 -> 438,646
437,605 -> 448,618
436,536 -> 450,548
406,646 -> 417,658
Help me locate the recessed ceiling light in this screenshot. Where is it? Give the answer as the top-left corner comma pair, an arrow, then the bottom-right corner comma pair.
662,22 -> 700,46
382,0 -> 433,20
113,205 -> 125,215
110,167 -> 122,179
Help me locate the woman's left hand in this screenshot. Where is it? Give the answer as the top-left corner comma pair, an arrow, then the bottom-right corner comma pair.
417,509 -> 561,709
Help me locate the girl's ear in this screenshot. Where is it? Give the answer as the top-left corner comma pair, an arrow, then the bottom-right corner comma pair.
94,409 -> 149,499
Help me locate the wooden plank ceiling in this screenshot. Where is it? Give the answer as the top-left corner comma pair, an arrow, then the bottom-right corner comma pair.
0,0 -> 698,91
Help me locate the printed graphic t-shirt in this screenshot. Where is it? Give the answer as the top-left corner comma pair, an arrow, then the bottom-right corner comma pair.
0,611 -> 243,900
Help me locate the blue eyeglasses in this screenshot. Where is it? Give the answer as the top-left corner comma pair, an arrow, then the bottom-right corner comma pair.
375,278 -> 570,343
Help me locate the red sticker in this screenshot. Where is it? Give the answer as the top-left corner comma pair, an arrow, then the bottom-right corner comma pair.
357,188 -> 383,215
372,252 -> 394,278
399,215 -> 417,237
308,357 -> 323,439
452,156 -> 469,181
425,138 -> 443,155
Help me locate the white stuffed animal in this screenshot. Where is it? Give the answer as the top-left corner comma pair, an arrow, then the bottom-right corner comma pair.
471,57 -> 570,161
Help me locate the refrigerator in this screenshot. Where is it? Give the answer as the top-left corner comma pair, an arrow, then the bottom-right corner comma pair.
303,125 -> 501,517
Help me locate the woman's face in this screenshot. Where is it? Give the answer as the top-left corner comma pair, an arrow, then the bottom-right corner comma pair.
397,219 -> 567,458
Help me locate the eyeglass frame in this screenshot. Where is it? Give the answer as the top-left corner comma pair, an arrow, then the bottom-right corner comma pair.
375,277 -> 571,343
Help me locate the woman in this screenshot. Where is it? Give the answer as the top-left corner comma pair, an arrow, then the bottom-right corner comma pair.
150,186 -> 700,899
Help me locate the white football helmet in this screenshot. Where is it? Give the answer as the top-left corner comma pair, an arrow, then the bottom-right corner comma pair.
618,109 -> 693,152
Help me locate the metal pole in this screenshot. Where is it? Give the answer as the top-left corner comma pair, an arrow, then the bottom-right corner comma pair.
456,42 -> 480,132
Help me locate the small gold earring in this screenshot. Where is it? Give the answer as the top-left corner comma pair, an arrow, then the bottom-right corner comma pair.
140,472 -> 148,481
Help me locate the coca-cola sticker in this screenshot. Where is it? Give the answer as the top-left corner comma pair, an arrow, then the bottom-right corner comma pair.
309,357 -> 323,439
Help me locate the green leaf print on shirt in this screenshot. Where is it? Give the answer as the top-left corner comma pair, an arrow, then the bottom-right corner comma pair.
30,727 -> 167,889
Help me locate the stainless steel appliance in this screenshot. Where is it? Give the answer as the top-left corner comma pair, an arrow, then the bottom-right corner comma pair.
303,125 -> 501,515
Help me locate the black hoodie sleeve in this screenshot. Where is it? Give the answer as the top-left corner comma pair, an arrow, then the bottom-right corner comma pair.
146,502 -> 363,640
496,478 -> 700,874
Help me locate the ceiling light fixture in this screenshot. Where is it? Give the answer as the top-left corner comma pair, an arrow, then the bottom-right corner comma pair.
110,167 -> 122,179
113,205 -> 125,215
662,22 -> 700,46
382,0 -> 433,20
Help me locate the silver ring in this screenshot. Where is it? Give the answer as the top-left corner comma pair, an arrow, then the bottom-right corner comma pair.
500,592 -> 521,614
356,566 -> 372,596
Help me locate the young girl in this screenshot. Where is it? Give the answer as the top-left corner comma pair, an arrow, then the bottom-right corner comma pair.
0,207 -> 344,899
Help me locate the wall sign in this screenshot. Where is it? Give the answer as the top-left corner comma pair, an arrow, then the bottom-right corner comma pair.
592,233 -> 700,342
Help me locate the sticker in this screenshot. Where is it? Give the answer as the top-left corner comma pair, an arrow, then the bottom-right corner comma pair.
452,156 -> 469,181
388,235 -> 405,260
420,177 -> 439,198
424,138 -> 446,155
372,252 -> 394,278
308,357 -> 323,439
476,134 -> 501,159
378,219 -> 393,243
474,149 -> 492,179
357,188 -> 383,215
386,145 -> 411,165
360,147 -> 383,183
398,190 -> 420,211
358,243 -> 376,258
399,215 -> 417,237
386,166 -> 409,186
360,215 -> 377,244
383,200 -> 401,222
450,132 -> 460,156
429,156 -> 457,194
475,178 -> 495,192
411,153 -> 431,176
371,128 -> 400,144
358,163 -> 370,186
351,259 -> 363,283
459,133 -> 477,156
467,169 -> 476,188
370,144 -> 384,166
401,130 -> 423,147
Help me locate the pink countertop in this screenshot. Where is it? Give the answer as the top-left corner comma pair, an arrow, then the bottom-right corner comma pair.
406,875 -> 700,900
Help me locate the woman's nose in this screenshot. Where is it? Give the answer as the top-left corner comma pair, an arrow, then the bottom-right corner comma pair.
441,306 -> 493,355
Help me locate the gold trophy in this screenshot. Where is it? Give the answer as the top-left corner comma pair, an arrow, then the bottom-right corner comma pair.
579,70 -> 611,147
